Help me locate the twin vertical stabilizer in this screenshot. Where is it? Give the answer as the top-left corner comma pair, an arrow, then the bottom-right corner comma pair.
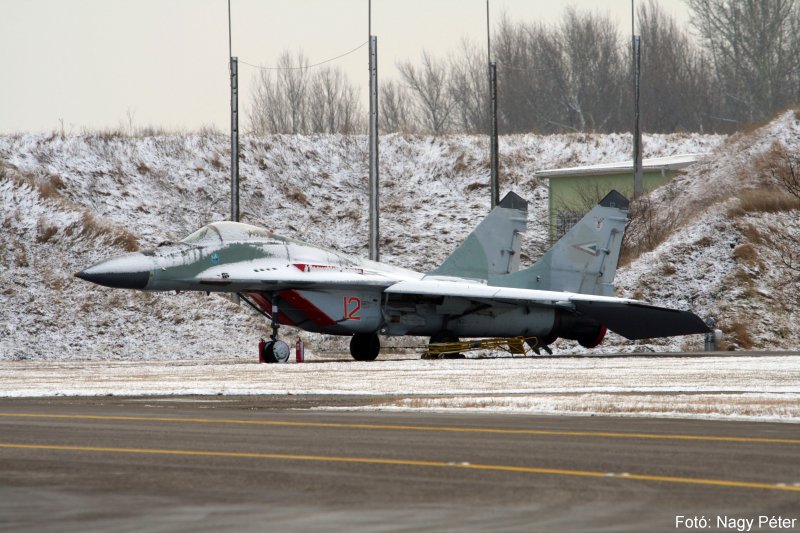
430,189 -> 630,297
427,192 -> 528,281
494,190 -> 629,296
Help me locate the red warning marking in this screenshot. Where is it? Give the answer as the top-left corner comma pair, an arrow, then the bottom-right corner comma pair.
280,289 -> 336,327
292,263 -> 364,274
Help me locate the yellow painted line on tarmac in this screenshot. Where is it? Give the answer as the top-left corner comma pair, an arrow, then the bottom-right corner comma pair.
1,442 -> 799,493
0,412 -> 798,445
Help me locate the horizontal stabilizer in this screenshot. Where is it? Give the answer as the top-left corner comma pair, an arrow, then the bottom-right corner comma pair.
573,301 -> 710,340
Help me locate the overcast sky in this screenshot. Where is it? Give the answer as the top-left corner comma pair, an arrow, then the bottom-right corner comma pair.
0,0 -> 691,134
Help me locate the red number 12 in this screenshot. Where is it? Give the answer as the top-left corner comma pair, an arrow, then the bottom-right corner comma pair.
343,297 -> 361,320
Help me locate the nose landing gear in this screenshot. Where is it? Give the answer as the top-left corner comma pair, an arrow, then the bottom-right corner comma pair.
260,294 -> 290,363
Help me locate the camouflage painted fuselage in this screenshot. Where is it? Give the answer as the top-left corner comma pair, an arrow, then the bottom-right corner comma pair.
79,222 -> 568,339
77,192 -> 710,350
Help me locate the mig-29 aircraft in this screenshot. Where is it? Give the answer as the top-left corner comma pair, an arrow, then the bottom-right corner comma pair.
76,190 -> 709,362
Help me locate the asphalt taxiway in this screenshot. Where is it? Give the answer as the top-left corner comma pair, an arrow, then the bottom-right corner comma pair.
0,396 -> 798,532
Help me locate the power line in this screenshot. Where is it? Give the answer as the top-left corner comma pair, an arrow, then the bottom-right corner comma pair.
239,40 -> 368,71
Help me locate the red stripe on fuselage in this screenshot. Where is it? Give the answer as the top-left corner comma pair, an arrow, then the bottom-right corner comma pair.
244,290 -> 336,328
279,289 -> 336,327
244,292 -> 295,327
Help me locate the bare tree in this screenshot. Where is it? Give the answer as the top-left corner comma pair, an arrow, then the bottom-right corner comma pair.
307,66 -> 363,134
553,8 -> 626,132
398,51 -> 454,135
379,80 -> 414,133
689,0 -> 800,126
492,11 -> 626,134
448,38 -> 489,134
637,0 -> 713,132
249,70 -> 286,134
278,51 -> 310,134
249,50 -> 362,135
248,51 -> 309,135
494,16 -> 558,133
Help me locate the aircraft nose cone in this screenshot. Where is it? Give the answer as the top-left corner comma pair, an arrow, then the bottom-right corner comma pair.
75,253 -> 152,290
75,269 -> 149,289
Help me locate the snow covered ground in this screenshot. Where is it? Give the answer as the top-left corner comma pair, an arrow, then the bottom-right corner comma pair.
1,355 -> 798,423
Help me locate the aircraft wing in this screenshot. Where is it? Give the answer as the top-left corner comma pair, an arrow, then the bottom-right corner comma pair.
385,279 -> 709,340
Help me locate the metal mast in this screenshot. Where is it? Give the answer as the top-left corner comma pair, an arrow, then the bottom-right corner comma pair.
229,0 -> 239,221
632,1 -> 643,198
487,0 -> 499,208
368,3 -> 379,260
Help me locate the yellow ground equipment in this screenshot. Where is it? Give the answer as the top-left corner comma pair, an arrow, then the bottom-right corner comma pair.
421,336 -> 540,359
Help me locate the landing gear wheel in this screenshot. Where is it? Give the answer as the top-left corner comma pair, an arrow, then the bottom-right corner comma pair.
263,340 -> 290,363
350,333 -> 380,361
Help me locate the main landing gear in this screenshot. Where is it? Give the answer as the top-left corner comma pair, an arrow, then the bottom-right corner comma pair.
350,333 -> 380,361
261,294 -> 290,363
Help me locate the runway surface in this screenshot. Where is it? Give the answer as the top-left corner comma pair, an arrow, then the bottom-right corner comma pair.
0,396 -> 798,532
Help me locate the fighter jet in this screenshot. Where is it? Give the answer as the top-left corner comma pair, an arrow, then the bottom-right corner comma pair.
76,190 -> 709,362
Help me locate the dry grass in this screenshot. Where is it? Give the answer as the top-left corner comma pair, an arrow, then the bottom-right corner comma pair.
72,211 -> 139,252
209,153 -> 226,170
751,141 -> 800,197
732,243 -> 758,264
36,218 -> 58,243
619,195 -> 682,266
739,224 -> 763,245
660,262 -> 677,276
14,248 -> 28,268
738,107 -> 799,136
722,320 -> 754,349
36,174 -> 65,200
341,208 -> 360,221
285,186 -> 309,205
465,181 -> 487,191
728,188 -> 800,217
452,153 -> 467,174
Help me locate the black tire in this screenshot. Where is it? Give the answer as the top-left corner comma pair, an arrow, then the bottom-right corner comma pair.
264,340 -> 291,363
261,341 -> 274,363
350,333 -> 380,361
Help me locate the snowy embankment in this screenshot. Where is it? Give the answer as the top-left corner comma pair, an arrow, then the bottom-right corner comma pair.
2,356 -> 799,422
1,129 -> 725,360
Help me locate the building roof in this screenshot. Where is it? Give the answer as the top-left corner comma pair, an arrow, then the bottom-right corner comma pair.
536,153 -> 703,178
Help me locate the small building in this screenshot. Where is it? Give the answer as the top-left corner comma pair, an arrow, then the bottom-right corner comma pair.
536,154 -> 701,242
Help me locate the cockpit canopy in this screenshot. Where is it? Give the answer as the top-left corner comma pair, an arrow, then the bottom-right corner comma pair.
180,222 -> 277,246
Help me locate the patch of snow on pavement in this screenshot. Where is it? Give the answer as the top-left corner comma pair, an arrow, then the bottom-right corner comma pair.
1,356 -> 798,422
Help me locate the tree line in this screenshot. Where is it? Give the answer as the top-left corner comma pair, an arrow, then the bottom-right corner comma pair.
248,0 -> 800,136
